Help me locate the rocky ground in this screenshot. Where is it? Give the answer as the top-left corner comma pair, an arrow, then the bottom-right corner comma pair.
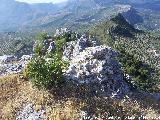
14,32 -> 130,119
16,103 -> 45,120
0,54 -> 32,76
0,29 -> 160,119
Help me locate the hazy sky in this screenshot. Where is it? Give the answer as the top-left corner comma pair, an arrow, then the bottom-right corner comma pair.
16,0 -> 68,4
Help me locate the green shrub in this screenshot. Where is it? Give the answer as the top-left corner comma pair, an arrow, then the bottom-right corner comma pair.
55,38 -> 66,52
36,32 -> 48,42
27,32 -> 70,89
27,53 -> 68,89
33,32 -> 48,56
116,48 -> 155,92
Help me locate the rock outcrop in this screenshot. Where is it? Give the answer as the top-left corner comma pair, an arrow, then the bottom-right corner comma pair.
0,55 -> 16,64
55,28 -> 71,36
63,34 -> 98,60
33,36 -> 56,55
0,54 -> 33,76
63,33 -> 130,97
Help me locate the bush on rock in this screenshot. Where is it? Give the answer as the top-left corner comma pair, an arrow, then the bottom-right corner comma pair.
27,32 -> 69,89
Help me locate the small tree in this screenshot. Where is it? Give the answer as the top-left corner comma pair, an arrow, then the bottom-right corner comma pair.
27,54 -> 68,88
34,32 -> 48,56
27,33 -> 69,89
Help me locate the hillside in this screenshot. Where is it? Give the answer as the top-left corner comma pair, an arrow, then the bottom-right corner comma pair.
0,0 -> 62,31
89,14 -> 160,92
0,28 -> 160,119
27,4 -> 134,33
0,0 -> 159,33
0,32 -> 33,57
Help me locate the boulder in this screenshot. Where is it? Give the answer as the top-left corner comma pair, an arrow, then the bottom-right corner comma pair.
63,34 -> 98,60
0,55 -> 16,64
47,42 -> 56,54
63,35 -> 129,97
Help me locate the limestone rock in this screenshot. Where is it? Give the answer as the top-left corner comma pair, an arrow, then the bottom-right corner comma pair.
0,64 -> 22,76
63,34 -> 98,60
33,35 -> 55,55
16,103 -> 45,120
0,55 -> 16,64
0,54 -> 32,76
63,35 -> 129,97
47,42 -> 56,54
20,54 -> 33,61
42,38 -> 56,54
55,28 -> 71,36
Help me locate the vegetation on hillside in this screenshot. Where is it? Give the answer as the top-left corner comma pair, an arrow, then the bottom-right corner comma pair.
0,1 -> 160,119
0,32 -> 34,57
89,14 -> 160,92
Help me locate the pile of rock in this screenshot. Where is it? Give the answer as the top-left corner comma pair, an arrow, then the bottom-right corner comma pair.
0,54 -> 33,76
63,34 -> 129,97
16,103 -> 45,120
0,55 -> 16,64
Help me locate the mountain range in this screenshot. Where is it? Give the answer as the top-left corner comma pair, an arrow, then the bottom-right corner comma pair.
0,0 -> 159,32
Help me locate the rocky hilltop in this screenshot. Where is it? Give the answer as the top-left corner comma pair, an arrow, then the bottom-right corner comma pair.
63,34 -> 129,98
0,28 -> 160,120
13,29 -> 131,119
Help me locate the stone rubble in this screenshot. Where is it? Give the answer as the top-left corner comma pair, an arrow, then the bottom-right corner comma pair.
0,54 -> 33,76
16,103 -> 45,120
0,55 -> 16,64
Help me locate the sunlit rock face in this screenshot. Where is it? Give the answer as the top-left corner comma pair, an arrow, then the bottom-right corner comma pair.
63,34 -> 130,97
63,34 -> 98,60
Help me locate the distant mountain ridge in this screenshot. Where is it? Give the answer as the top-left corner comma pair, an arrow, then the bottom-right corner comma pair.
0,0 -> 61,31
0,0 -> 159,32
89,13 -> 160,92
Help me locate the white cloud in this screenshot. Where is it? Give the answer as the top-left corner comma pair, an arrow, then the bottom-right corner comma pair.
16,0 -> 67,4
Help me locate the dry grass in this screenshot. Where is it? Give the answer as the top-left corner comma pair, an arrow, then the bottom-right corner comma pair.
0,75 -> 81,120
0,75 -> 160,120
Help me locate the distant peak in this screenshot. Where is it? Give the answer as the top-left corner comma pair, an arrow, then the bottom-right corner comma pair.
111,13 -> 127,24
